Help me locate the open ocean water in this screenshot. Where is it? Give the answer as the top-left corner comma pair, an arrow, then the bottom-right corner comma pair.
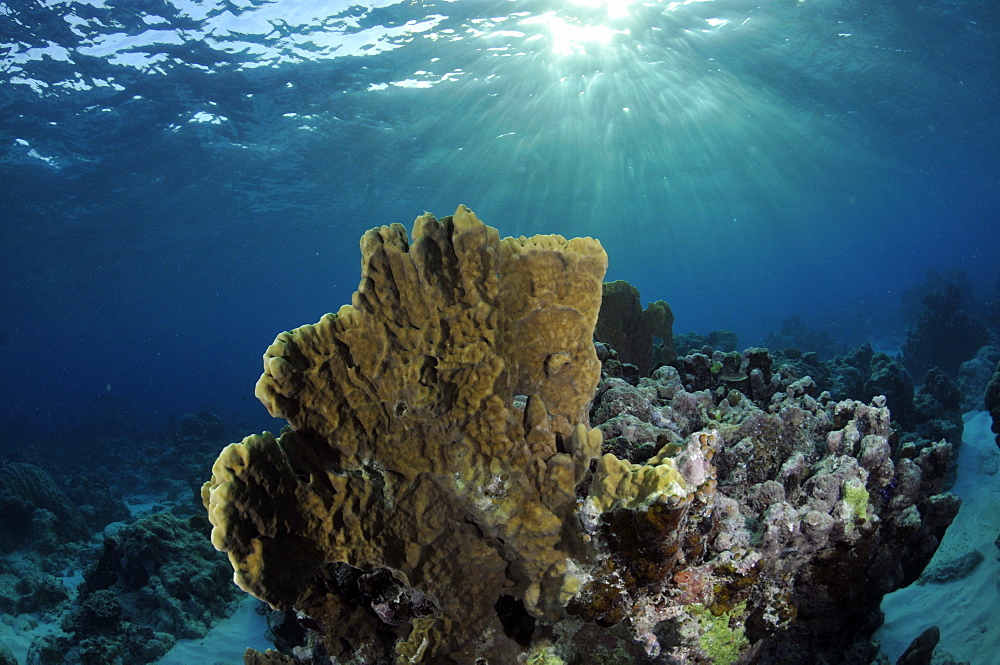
1,1 -> 998,664
2,0 -> 996,430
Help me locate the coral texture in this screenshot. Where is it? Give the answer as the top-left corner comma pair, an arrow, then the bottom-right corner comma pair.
204,206 -> 608,662
245,343 -> 958,665
244,650 -> 299,665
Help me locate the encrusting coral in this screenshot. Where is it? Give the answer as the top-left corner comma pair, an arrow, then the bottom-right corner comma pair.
203,206 -> 611,662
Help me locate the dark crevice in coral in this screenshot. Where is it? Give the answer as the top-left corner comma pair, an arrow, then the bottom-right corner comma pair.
494,594 -> 535,646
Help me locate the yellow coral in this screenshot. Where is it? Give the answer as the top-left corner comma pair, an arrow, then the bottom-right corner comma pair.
203,205 -> 607,663
588,453 -> 686,511
585,430 -> 716,512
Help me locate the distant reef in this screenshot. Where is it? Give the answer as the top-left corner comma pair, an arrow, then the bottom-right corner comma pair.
0,410 -> 244,665
25,512 -> 241,665
986,359 -> 1000,448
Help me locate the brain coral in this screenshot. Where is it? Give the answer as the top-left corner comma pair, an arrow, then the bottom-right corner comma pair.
203,206 -> 609,663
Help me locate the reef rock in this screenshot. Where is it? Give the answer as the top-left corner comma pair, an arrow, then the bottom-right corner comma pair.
0,556 -> 70,616
895,625 -> 940,665
917,549 -> 984,585
0,642 -> 14,665
29,512 -> 240,665
0,462 -> 90,553
909,368 -> 964,454
674,330 -> 740,357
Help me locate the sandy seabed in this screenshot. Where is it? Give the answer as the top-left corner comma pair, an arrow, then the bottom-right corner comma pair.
875,411 -> 1000,663
153,595 -> 272,665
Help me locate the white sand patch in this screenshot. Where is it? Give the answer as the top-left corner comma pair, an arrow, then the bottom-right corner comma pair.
123,494 -> 172,518
1,610 -> 55,665
875,410 -> 1000,662
1,593 -> 269,665
154,594 -> 272,665
1,561 -> 85,664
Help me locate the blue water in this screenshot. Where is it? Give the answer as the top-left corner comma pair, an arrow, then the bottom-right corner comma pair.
1,0 -> 997,434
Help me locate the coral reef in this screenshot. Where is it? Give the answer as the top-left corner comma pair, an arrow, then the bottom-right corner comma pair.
909,368 -> 963,451
204,208 -> 957,665
593,340 -> 641,387
727,343 -> 965,458
582,355 -> 957,664
899,269 -> 974,325
674,330 -> 739,357
83,512 -> 240,637
0,462 -> 92,553
764,314 -> 843,360
0,412 -> 253,665
895,625 -> 939,665
15,409 -> 238,506
863,353 -> 917,429
0,557 -> 70,618
916,549 -> 984,585
245,650 -> 299,665
175,410 -> 228,441
594,280 -> 675,374
204,206 -> 608,663
239,342 -> 958,664
63,475 -> 131,535
984,274 -> 1000,341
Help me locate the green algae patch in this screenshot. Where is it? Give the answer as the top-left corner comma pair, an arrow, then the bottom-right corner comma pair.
842,477 -> 870,523
689,601 -> 747,665
524,646 -> 566,665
